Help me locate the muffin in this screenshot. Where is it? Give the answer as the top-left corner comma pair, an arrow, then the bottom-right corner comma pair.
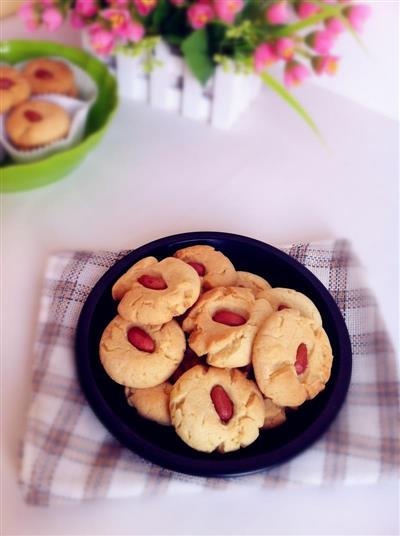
22,58 -> 77,97
5,100 -> 70,149
0,66 -> 31,114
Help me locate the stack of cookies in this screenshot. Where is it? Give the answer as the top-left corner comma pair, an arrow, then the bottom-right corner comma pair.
100,245 -> 333,454
1,58 -> 79,154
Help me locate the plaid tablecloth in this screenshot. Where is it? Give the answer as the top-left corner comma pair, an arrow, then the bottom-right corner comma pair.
19,240 -> 399,506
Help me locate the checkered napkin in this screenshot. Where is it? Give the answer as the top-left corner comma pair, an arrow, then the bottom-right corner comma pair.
19,240 -> 399,506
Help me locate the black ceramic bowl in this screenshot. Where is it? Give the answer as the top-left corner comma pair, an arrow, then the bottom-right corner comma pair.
75,232 -> 352,477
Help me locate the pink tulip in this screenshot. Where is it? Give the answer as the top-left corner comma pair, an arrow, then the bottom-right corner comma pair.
345,4 -> 371,32
312,55 -> 339,75
133,0 -> 158,17
169,0 -> 185,5
324,16 -> 344,35
306,29 -> 335,54
274,37 -> 295,60
284,61 -> 310,88
75,0 -> 98,18
70,11 -> 85,28
187,3 -> 214,29
19,1 -> 39,31
107,0 -> 129,6
41,0 -> 55,7
254,43 -> 277,73
89,26 -> 115,55
214,0 -> 244,24
42,7 -> 63,31
296,1 -> 319,19
126,21 -> 145,42
265,1 -> 289,25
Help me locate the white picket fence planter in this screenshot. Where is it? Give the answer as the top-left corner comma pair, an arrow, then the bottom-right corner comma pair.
82,35 -> 261,129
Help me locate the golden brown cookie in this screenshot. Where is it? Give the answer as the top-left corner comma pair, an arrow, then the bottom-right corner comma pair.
169,365 -> 265,453
22,58 -> 77,97
112,257 -> 158,300
258,287 -> 322,328
117,257 -> 201,325
236,271 -> 271,295
99,315 -> 185,389
183,286 -> 272,368
174,245 -> 237,290
262,398 -> 286,429
125,383 -> 172,426
0,66 -> 31,114
5,99 -> 70,149
253,309 -> 333,407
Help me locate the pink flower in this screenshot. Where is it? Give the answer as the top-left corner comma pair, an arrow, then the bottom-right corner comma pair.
265,1 -> 289,25
169,0 -> 185,5
75,0 -> 98,18
324,16 -> 344,35
345,4 -> 371,32
187,3 -> 214,29
70,11 -> 85,29
254,43 -> 277,73
42,7 -> 63,31
296,1 -> 319,19
126,21 -> 145,42
134,0 -> 158,17
89,26 -> 115,55
306,29 -> 335,55
274,37 -> 295,60
312,55 -> 339,75
284,61 -> 310,88
214,0 -> 244,24
107,0 -> 129,6
19,1 -> 39,31
41,0 -> 55,7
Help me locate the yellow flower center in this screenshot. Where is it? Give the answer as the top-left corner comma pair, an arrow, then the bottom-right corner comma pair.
110,13 -> 125,29
142,0 -> 156,6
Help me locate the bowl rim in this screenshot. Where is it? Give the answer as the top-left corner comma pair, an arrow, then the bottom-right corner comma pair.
75,231 -> 352,477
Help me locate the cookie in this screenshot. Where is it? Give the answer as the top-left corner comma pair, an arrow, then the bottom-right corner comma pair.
112,257 -> 158,300
174,245 -> 237,290
253,309 -> 333,407
99,315 -> 185,389
22,58 -> 77,97
258,287 -> 322,328
5,99 -> 70,149
169,365 -> 265,453
236,271 -> 271,295
125,383 -> 172,426
183,286 -> 272,368
0,66 -> 31,114
117,257 -> 201,325
262,398 -> 286,429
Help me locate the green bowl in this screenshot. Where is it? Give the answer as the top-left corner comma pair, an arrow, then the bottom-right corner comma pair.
0,40 -> 118,192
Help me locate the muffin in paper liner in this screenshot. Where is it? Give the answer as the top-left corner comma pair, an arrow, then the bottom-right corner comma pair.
0,57 -> 98,163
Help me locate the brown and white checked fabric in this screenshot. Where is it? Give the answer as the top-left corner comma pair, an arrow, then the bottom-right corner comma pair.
19,240 -> 400,506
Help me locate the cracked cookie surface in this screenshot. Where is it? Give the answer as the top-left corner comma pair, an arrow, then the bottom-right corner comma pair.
125,383 -> 172,426
174,245 -> 237,290
253,309 -> 333,407
258,287 -> 322,328
262,398 -> 286,429
183,287 -> 272,368
169,365 -> 265,453
236,271 -> 271,295
100,315 -> 185,388
116,257 -> 201,325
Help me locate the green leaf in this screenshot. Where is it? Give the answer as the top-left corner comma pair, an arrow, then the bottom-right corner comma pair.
260,71 -> 323,139
268,4 -> 342,38
151,0 -> 172,33
182,29 -> 214,84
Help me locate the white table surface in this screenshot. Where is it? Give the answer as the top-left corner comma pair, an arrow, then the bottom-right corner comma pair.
1,20 -> 399,536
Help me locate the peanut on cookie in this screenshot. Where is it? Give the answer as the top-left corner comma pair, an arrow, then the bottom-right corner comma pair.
169,365 -> 265,453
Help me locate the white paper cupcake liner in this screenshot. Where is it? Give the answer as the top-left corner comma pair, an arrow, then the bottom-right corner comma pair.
0,57 -> 98,163
0,94 -> 90,164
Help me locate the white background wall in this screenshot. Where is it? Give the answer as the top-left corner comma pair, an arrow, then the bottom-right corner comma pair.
311,0 -> 399,120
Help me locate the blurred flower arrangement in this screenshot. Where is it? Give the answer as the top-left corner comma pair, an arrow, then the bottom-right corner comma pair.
19,0 -> 371,131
